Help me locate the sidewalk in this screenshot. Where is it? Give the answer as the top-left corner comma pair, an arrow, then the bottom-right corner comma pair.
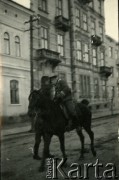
1,122 -> 31,137
1,113 -> 119,137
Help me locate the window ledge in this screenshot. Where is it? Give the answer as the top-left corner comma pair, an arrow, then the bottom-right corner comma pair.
9,104 -> 22,106
38,7 -> 49,14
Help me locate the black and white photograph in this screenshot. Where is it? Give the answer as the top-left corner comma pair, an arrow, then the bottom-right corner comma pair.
0,0 -> 119,179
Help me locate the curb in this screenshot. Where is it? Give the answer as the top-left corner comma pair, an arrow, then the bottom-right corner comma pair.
1,114 -> 119,137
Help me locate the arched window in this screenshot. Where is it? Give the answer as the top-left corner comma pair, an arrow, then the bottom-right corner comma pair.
15,36 -> 21,57
10,80 -> 19,104
4,32 -> 10,54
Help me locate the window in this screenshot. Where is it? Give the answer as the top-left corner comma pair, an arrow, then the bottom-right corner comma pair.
76,9 -> 80,27
80,75 -> 90,97
102,80 -> 106,98
92,48 -> 97,66
10,80 -> 19,104
94,78 -> 99,98
15,36 -> 21,57
110,67 -> 114,77
100,51 -> 104,66
117,86 -> 119,97
99,25 -> 103,40
40,0 -> 47,11
111,86 -> 115,98
83,13 -> 88,31
80,75 -> 83,96
117,68 -> 119,78
4,32 -> 10,54
90,0 -> 94,8
115,50 -> 118,59
83,43 -> 89,63
76,41 -> 82,61
59,72 -> 66,80
98,0 -> 102,14
56,0 -> 62,16
57,34 -> 64,56
41,27 -> 48,49
109,46 -> 113,57
91,20 -> 95,35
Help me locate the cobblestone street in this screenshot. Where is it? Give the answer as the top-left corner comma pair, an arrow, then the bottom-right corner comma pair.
1,115 -> 119,180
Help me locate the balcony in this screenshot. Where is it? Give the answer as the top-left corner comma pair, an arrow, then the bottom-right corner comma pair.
55,15 -> 70,32
81,0 -> 93,4
91,35 -> 102,46
36,49 -> 61,66
100,66 -> 112,78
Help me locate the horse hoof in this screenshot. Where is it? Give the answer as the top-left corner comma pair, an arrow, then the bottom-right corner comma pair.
39,166 -> 45,172
33,155 -> 41,160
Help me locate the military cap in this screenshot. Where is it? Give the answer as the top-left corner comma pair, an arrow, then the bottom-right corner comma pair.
41,76 -> 50,84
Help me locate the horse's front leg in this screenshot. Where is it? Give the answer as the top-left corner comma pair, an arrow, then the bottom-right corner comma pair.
76,127 -> 85,159
85,126 -> 96,157
59,133 -> 67,159
33,132 -> 42,160
39,133 -> 52,172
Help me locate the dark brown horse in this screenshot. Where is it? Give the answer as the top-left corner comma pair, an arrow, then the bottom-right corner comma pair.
28,90 -> 96,172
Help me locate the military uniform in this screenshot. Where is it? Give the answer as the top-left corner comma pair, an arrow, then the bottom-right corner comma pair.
33,76 -> 53,159
55,79 -> 79,131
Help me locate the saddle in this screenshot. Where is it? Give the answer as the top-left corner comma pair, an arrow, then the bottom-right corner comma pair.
59,104 -> 69,120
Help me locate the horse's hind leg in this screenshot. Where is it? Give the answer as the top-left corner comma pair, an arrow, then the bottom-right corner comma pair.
39,133 -> 52,172
33,132 -> 42,160
59,134 -> 67,158
76,127 -> 85,159
84,126 -> 96,157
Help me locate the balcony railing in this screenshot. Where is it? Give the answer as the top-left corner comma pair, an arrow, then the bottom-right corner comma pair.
36,48 -> 61,66
81,0 -> 93,4
100,66 -> 112,78
55,15 -> 70,32
91,35 -> 102,46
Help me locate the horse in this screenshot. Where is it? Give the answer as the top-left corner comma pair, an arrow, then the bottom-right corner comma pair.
28,90 -> 96,172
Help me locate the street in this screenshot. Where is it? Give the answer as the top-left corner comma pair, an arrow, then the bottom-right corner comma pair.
1,115 -> 119,180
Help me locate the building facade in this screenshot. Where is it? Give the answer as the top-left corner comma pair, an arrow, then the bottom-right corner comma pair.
0,0 -> 32,117
0,0 -> 118,118
105,35 -> 119,114
31,0 -> 118,114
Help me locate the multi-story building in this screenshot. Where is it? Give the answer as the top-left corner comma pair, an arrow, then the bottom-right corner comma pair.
0,0 -> 33,118
105,35 -> 119,114
31,0 -> 115,115
0,0 -> 118,119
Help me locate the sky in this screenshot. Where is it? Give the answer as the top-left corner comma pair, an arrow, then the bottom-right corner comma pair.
12,0 -> 118,41
104,0 -> 118,41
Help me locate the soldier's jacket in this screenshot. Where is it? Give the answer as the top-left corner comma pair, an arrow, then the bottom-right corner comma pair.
28,84 -> 52,117
55,80 -> 72,102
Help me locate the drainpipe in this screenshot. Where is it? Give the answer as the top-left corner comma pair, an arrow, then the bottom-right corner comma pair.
68,0 -> 77,99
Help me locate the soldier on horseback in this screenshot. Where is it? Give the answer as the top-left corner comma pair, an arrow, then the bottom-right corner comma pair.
28,75 -> 54,159
54,78 -> 81,131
